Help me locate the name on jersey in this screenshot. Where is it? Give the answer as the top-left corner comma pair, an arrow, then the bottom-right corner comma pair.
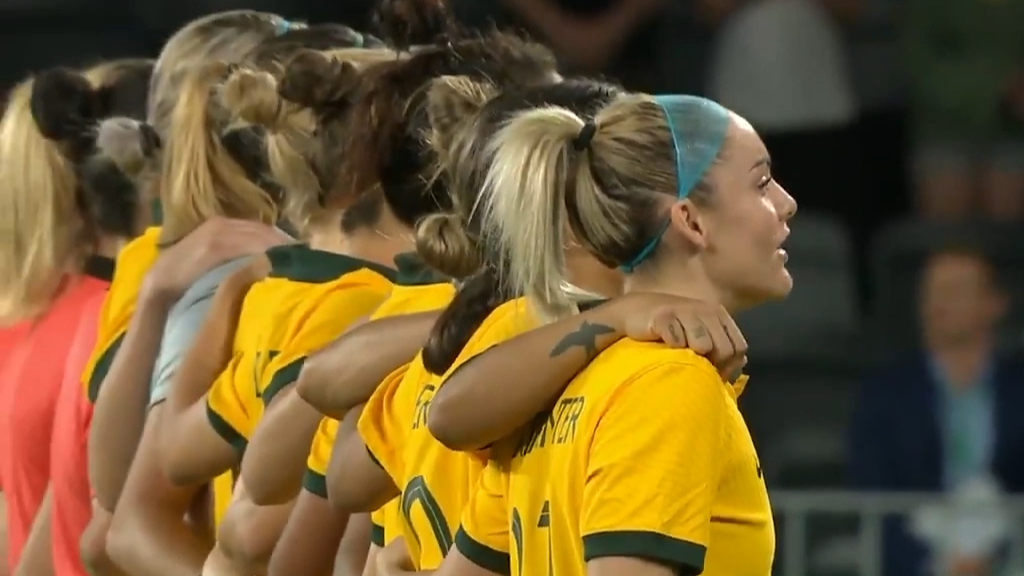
412,383 -> 436,430
515,396 -> 585,458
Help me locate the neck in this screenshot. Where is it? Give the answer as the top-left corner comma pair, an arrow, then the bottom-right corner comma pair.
624,258 -> 728,309
93,235 -> 125,260
309,208 -> 414,269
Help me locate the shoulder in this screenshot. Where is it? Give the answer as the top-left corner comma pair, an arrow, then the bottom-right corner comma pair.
173,256 -> 254,312
584,341 -> 725,404
373,283 -> 456,319
473,298 -> 537,345
116,227 -> 161,267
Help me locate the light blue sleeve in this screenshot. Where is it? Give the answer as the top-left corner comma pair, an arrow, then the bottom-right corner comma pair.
148,257 -> 251,407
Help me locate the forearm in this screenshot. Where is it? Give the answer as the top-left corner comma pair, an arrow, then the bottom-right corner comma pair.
267,493 -> 347,576
296,313 -> 439,418
14,488 -> 52,576
89,293 -> 170,510
241,388 -> 322,506
107,505 -> 211,576
81,505 -> 127,576
218,493 -> 294,574
428,301 -> 625,451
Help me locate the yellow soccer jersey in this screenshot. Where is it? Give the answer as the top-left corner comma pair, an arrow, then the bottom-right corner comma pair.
311,256 -> 454,484
254,248 -> 396,406
212,471 -> 234,529
203,244 -> 390,453
370,497 -> 402,547
303,415 -> 339,498
81,226 -> 162,402
358,297 -> 537,570
458,343 -> 773,576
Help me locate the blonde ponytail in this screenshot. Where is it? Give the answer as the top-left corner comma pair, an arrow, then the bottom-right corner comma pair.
158,61 -> 277,243
480,106 -> 613,320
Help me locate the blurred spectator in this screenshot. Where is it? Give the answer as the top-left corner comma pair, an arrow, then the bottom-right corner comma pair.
905,0 -> 1024,220
706,0 -> 863,239
849,247 -> 1024,576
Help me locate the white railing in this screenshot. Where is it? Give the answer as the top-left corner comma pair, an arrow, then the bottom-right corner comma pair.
770,490 -> 1024,576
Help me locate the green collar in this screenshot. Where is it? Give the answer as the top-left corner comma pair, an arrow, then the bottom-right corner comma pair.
393,252 -> 448,286
267,244 -> 397,283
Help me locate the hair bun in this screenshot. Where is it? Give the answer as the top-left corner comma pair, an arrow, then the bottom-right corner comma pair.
221,67 -> 289,131
94,117 -> 159,176
279,50 -> 361,110
373,0 -> 453,50
30,67 -> 101,142
415,212 -> 480,279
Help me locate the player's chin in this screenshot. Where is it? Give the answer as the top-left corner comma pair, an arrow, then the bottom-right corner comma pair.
763,268 -> 794,300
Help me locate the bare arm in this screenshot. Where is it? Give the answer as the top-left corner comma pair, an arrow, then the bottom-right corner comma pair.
240,388 -> 322,506
217,479 -> 294,575
429,295 -> 744,451
327,407 -> 399,513
296,312 -> 440,419
432,547 -> 505,576
588,558 -> 679,576
267,490 -> 349,576
335,513 -> 371,576
89,290 -> 172,510
81,504 -> 126,576
14,488 -> 52,576
161,259 -> 268,486
107,406 -> 212,576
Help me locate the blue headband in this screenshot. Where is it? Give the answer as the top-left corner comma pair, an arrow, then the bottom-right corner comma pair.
618,94 -> 730,272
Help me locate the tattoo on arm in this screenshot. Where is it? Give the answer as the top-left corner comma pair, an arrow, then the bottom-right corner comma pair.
549,321 -> 616,359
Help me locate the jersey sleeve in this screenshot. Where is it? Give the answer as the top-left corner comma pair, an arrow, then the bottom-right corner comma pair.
356,364 -> 412,488
454,460 -> 511,576
261,287 -> 386,405
370,497 -> 401,546
370,505 -> 387,546
303,416 -> 338,499
205,359 -> 252,455
580,362 -> 727,574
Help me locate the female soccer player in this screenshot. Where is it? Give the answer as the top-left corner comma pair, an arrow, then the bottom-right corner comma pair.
156,42 -> 403,575
326,74 -> 746,576
444,87 -> 795,576
0,60 -> 155,576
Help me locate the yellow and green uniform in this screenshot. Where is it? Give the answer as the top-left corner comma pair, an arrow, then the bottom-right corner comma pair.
81,226 -> 161,402
370,498 -> 403,547
457,342 -> 772,576
302,253 -> 455,503
204,245 -> 394,527
357,298 -> 538,570
204,244 -> 394,454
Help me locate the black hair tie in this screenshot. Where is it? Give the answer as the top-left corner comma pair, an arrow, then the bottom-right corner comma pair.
572,122 -> 596,151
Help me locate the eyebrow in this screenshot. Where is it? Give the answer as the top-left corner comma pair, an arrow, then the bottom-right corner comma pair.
750,156 -> 771,171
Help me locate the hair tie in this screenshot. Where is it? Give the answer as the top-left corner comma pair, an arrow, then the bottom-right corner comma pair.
352,31 -> 364,48
275,19 -> 291,36
572,122 -> 596,151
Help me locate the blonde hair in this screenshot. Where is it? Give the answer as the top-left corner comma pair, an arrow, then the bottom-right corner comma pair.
414,75 -> 500,279
149,10 -> 292,138
480,94 -> 715,320
220,48 -> 400,233
0,60 -> 154,323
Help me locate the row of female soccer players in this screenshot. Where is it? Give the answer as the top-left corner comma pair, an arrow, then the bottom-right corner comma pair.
0,0 -> 794,574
